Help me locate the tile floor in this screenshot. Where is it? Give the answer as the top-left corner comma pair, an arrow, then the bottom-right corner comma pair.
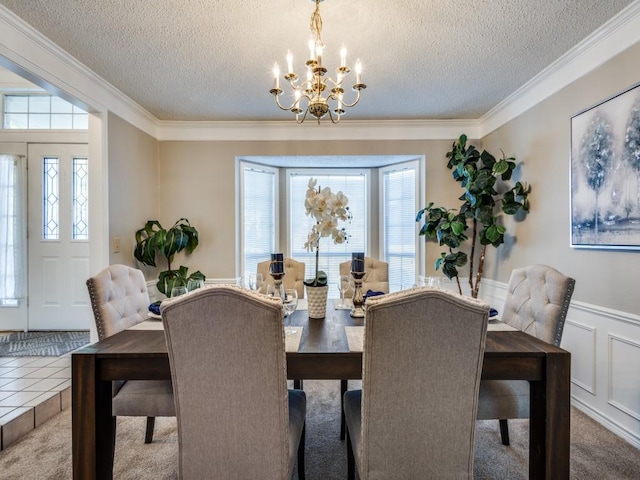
0,355 -> 71,450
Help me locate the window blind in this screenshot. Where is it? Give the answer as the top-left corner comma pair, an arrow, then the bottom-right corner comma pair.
289,172 -> 367,289
242,165 -> 277,277
382,163 -> 417,291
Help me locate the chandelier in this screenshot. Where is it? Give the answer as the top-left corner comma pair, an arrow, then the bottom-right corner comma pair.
269,0 -> 366,124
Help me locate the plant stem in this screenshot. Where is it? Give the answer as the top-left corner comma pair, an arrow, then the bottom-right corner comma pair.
473,244 -> 487,299
315,246 -> 320,286
468,218 -> 478,297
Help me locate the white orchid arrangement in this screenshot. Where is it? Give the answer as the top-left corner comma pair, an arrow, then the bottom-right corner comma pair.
303,178 -> 351,286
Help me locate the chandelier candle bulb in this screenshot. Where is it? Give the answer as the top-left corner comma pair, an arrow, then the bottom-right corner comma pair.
355,60 -> 362,85
286,51 -> 293,74
273,63 -> 280,90
340,45 -> 346,68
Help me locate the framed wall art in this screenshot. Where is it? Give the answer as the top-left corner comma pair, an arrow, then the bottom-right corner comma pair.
571,81 -> 640,249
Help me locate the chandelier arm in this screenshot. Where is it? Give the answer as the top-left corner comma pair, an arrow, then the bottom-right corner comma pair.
338,89 -> 363,109
327,108 -> 340,124
272,93 -> 303,112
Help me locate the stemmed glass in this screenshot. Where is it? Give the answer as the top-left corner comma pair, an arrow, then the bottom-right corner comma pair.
283,289 -> 298,335
336,274 -> 351,308
250,273 -> 264,293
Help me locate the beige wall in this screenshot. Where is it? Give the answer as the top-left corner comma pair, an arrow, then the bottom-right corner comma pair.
158,139 -> 459,280
482,42 -> 640,314
107,112 -> 159,271
155,43 -> 640,315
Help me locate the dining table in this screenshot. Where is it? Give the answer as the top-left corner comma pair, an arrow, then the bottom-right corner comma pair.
72,300 -> 570,480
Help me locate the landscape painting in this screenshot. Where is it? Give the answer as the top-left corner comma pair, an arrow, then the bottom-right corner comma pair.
571,82 -> 640,249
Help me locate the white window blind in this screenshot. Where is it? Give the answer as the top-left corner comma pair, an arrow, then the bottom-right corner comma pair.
381,162 -> 417,291
241,163 -> 277,277
289,172 -> 367,288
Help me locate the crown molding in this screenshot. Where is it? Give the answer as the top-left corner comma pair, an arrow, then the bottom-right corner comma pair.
480,0 -> 640,137
0,4 -> 158,138
156,119 -> 481,142
1,2 -> 639,141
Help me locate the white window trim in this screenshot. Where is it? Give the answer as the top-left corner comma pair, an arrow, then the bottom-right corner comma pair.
379,157 -> 425,285
236,159 -> 279,276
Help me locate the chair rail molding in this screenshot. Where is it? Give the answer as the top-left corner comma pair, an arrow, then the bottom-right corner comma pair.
480,277 -> 640,449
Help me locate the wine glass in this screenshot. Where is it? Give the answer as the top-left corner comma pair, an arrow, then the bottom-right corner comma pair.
266,283 -> 284,300
170,285 -> 187,298
336,274 -> 350,308
283,289 -> 298,335
186,278 -> 203,292
251,273 -> 264,293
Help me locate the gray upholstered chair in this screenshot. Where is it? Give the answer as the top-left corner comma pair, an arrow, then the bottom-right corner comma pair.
343,288 -> 489,479
339,257 -> 389,296
338,256 -> 389,440
477,264 -> 575,445
161,285 -> 306,480
257,257 -> 306,299
86,264 -> 175,443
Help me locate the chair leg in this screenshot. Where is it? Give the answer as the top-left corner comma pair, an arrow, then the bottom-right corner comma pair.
346,425 -> 355,480
499,419 -> 510,446
144,416 -> 155,444
294,379 -> 303,390
340,379 -> 348,441
297,422 -> 306,480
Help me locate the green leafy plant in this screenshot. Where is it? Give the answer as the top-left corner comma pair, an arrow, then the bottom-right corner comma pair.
416,134 -> 531,298
134,218 -> 205,297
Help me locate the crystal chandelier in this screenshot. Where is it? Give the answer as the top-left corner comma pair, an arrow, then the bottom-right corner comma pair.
270,0 -> 366,124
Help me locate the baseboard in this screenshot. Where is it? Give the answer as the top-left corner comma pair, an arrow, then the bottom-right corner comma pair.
572,396 -> 640,449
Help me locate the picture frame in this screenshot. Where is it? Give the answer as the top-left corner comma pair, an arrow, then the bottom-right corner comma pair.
570,81 -> 640,249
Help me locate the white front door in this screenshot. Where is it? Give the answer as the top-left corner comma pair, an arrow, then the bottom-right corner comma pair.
27,144 -> 90,330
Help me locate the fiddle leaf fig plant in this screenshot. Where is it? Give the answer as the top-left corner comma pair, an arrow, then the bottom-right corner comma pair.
416,134 -> 531,298
134,218 -> 205,297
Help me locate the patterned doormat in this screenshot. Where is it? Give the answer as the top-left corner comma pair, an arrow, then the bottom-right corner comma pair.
0,331 -> 90,357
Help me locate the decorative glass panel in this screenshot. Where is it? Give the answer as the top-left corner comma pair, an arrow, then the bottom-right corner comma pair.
43,157 -> 59,240
72,157 -> 89,240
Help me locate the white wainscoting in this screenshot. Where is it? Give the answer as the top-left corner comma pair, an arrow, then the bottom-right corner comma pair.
480,278 -> 640,449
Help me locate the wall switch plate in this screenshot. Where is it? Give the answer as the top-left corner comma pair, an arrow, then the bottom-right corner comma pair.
113,236 -> 120,253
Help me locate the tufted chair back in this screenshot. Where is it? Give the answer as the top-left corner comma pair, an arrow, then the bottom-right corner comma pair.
86,264 -> 150,340
339,257 -> 389,295
502,264 -> 575,346
257,258 -> 306,299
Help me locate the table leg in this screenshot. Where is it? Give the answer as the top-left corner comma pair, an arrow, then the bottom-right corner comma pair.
529,351 -> 571,479
72,354 -> 115,480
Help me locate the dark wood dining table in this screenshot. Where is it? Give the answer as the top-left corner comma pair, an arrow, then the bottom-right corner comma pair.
72,308 -> 570,480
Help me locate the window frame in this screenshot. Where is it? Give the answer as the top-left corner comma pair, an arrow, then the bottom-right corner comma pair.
379,158 -> 425,289
236,160 -> 279,277
1,93 -> 88,130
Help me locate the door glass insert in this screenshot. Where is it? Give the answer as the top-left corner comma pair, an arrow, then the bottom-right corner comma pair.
42,156 -> 59,240
72,157 -> 89,240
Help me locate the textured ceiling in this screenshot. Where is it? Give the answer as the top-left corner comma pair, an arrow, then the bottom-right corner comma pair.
0,0 -> 635,122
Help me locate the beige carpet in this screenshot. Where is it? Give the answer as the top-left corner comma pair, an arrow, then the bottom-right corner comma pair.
0,380 -> 638,479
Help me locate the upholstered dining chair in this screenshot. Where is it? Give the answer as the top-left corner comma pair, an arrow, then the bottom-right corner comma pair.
338,256 -> 389,440
477,264 -> 575,445
161,285 -> 306,480
257,257 -> 306,299
338,256 -> 389,296
86,264 -> 175,444
343,288 -> 489,479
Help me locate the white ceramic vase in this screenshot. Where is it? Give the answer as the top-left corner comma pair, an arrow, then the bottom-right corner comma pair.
306,285 -> 329,319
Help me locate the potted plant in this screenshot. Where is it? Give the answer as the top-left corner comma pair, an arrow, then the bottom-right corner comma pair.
134,218 -> 205,297
416,134 -> 531,298
303,178 -> 351,317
